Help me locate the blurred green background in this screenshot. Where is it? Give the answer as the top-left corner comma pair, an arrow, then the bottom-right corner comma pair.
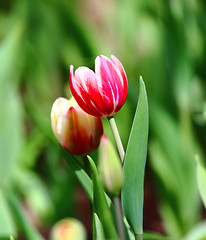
0,0 -> 206,239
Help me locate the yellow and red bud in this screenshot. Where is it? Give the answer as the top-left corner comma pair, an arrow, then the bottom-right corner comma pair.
51,97 -> 103,155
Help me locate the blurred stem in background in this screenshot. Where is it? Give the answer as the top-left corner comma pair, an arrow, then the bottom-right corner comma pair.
5,189 -> 44,240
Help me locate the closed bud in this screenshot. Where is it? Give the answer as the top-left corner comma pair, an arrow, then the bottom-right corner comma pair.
51,97 -> 103,155
50,218 -> 87,240
98,135 -> 124,196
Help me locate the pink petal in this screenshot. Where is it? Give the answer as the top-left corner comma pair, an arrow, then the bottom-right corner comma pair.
74,66 -> 108,116
69,65 -> 102,116
111,55 -> 128,104
95,55 -> 124,115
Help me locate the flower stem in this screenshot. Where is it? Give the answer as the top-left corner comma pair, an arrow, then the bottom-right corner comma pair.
108,117 -> 126,239
108,117 -> 125,163
113,197 -> 126,240
135,234 -> 143,240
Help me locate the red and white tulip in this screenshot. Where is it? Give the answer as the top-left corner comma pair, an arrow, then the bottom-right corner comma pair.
69,55 -> 128,117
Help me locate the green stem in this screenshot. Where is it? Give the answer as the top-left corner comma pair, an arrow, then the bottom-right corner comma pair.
6,190 -> 44,240
135,234 -> 143,240
113,197 -> 126,240
108,117 -> 125,163
107,117 -> 126,239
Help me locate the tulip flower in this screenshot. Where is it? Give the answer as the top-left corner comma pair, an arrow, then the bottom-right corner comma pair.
50,218 -> 87,240
51,97 -> 103,155
69,55 -> 128,117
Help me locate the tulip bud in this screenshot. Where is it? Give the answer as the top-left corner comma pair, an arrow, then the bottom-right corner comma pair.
51,97 -> 103,155
50,218 -> 87,240
69,55 -> 128,117
98,135 -> 124,196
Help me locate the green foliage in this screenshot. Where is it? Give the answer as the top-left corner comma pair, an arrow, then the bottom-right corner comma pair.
87,155 -> 118,239
182,221 -> 206,240
196,156 -> 206,209
149,106 -> 201,239
93,213 -> 105,240
122,77 -> 149,236
0,0 -> 206,239
62,149 -> 93,202
0,190 -> 16,237
143,232 -> 170,240
0,87 -> 23,184
6,190 -> 43,240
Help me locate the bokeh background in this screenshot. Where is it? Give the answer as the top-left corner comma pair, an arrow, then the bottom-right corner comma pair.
0,0 -> 206,239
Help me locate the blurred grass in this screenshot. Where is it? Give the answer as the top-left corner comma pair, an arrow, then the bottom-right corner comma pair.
0,0 -> 206,239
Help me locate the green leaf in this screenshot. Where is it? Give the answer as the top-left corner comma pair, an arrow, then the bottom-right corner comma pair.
196,155 -> 206,209
0,189 -> 16,237
62,149 -> 93,202
6,190 -> 44,240
149,106 -> 200,237
0,21 -> 24,88
18,171 -> 53,220
87,155 -> 118,239
0,86 -> 23,184
123,217 -> 135,240
93,213 -> 105,240
122,76 -> 149,235
149,140 -> 183,238
182,221 -> 206,240
0,238 -> 13,240
143,232 -> 170,240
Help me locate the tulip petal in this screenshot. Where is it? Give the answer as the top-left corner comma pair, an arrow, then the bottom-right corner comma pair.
75,67 -> 106,114
66,107 -> 103,155
95,55 -> 124,115
111,55 -> 128,104
69,65 -> 105,116
56,110 -> 70,149
51,97 -> 70,139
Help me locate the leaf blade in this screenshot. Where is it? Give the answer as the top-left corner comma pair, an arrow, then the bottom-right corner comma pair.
62,149 -> 93,202
122,76 -> 149,235
196,156 -> 206,209
87,155 -> 118,239
0,189 -> 16,237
